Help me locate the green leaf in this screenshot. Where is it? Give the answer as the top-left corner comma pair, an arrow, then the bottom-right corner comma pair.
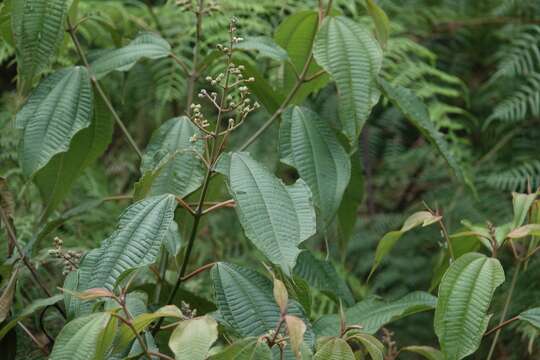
77,194 -> 177,292
280,106 -> 351,225
293,250 -> 354,306
507,224 -> 540,239
127,332 -> 158,359
401,346 -> 444,360
288,276 -> 313,317
518,307 -> 540,329
115,305 -> 182,352
211,262 -> 314,346
314,338 -> 354,360
275,11 -> 329,104
208,337 -> 272,360
337,151 -> 363,246
347,333 -> 384,360
430,233 -> 481,291
0,294 -> 63,340
368,211 -> 441,279
169,316 -> 218,360
456,220 -> 509,250
235,60 -> 284,114
34,94 -> 113,222
217,153 -> 316,274
313,291 -> 436,337
512,192 -> 537,229
12,0 -> 69,91
377,78 -> 465,182
15,67 -> 93,177
90,32 -> 171,79
365,0 -> 390,48
526,200 -> 540,269
0,1 -> 14,47
164,220 -> 182,256
62,270 -> 79,319
139,116 -> 205,198
313,16 -> 383,144
234,36 -> 288,61
434,253 -> 505,360
49,312 -> 112,360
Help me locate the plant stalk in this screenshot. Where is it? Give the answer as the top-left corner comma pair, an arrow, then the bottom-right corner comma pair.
486,261 -> 521,360
66,19 -> 142,159
152,21 -> 235,334
238,0 -> 332,151
0,207 -> 66,318
185,0 -> 204,114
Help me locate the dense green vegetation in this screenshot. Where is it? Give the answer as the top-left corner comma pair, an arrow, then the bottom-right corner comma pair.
0,0 -> 539,359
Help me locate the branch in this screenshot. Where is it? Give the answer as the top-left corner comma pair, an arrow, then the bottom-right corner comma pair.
202,199 -> 235,214
484,316 -> 519,337
185,0 -> 205,114
144,0 -> 164,33
238,0 -> 332,151
170,53 -> 190,76
0,207 -> 66,319
66,19 -> 142,159
238,53 -> 314,150
181,262 -> 216,282
486,262 -> 521,360
437,217 -> 455,260
175,196 -> 195,215
112,313 -> 152,360
18,321 -> 49,355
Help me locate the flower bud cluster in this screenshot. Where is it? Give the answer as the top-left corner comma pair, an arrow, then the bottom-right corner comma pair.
181,301 -> 197,319
187,19 -> 260,137
48,237 -> 82,275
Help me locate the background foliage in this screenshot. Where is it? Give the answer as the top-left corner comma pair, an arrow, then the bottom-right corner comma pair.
0,0 -> 539,359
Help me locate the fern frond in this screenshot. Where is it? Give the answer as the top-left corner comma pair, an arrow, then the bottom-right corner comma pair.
493,25 -> 540,78
489,72 -> 540,123
482,160 -> 540,192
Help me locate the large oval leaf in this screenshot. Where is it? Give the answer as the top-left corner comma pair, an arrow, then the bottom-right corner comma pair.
211,262 -> 314,349
49,312 -> 113,360
15,67 -> 93,177
217,153 -> 316,274
114,305 -> 182,352
402,346 -> 444,360
368,211 -> 441,279
234,36 -> 288,62
280,106 -> 351,225
169,316 -> 218,360
12,0 -> 68,90
377,78 -> 465,182
77,194 -> 177,291
313,291 -> 436,337
337,151 -> 363,245
90,32 -> 171,79
313,16 -> 383,144
314,338 -> 354,360
293,250 -> 354,306
434,253 -> 505,360
139,116 -> 205,198
518,307 -> 540,329
34,94 -> 113,221
274,11 -> 329,104
208,337 -> 272,360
